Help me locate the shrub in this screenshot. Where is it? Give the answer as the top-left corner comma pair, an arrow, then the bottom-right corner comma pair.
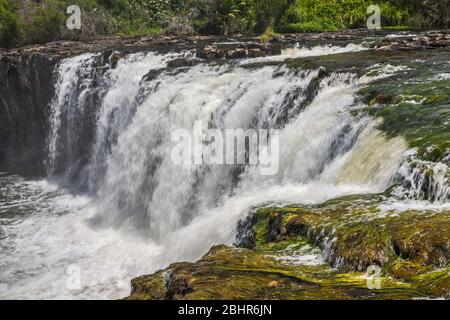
278,20 -> 339,33
112,0 -> 171,36
194,0 -> 289,35
0,0 -> 447,48
277,0 -> 409,33
0,0 -> 21,47
74,4 -> 118,38
98,0 -> 129,14
165,14 -> 194,35
406,13 -> 427,29
20,0 -> 67,44
259,25 -> 279,42
253,0 -> 288,32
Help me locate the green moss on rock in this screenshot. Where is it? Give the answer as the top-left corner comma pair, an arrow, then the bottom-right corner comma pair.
356,52 -> 450,162
126,245 -> 426,300
238,198 -> 450,283
386,259 -> 432,282
413,267 -> 450,298
127,270 -> 168,300
127,195 -> 450,300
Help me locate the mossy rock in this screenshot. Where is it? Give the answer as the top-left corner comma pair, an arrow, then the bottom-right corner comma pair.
413,267 -> 450,298
126,194 -> 450,300
356,50 -> 450,163
126,245 -> 426,300
127,270 -> 169,300
387,259 -> 432,282
237,197 -> 450,285
389,214 -> 450,267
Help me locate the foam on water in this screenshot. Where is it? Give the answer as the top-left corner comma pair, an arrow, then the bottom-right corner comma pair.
0,177 -> 163,299
379,200 -> 450,215
0,176 -> 378,299
239,43 -> 369,65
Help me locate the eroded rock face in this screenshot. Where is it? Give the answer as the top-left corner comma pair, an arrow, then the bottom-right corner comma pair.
0,47 -> 133,175
0,53 -> 56,175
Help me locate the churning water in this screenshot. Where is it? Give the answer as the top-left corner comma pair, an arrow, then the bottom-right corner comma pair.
0,42 -> 448,299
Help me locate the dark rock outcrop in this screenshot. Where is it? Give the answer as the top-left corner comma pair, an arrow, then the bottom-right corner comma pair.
196,42 -> 282,60
0,53 -> 56,175
375,32 -> 450,51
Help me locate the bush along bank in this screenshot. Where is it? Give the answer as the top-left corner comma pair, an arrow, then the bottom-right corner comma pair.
1,0 -> 449,48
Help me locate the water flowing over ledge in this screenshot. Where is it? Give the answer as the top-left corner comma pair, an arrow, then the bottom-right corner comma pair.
1,36 -> 449,299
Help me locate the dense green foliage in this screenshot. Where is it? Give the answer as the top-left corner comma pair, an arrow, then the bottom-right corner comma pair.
278,0 -> 409,32
0,0 -> 448,47
0,0 -> 20,47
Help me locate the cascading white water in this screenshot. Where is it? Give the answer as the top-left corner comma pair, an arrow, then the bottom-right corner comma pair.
0,44 -> 433,299
47,53 -> 100,182
394,154 -> 450,202
48,53 -> 398,240
46,51 -> 190,190
239,42 -> 369,65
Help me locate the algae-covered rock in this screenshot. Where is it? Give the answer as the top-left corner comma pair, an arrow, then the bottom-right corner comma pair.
127,270 -> 169,300
127,194 -> 450,300
389,214 -> 450,267
413,267 -> 450,298
237,198 -> 397,271
356,50 -> 450,164
126,245 -> 425,300
387,259 -> 432,282
236,196 -> 450,290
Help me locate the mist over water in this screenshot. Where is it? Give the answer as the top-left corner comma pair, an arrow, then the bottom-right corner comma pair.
0,42 -> 447,299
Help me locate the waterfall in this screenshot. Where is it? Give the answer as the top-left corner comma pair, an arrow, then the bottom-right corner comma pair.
6,43 -> 445,299
47,51 -> 190,191
336,129 -> 407,186
46,49 -> 415,243
239,42 -> 369,66
47,53 -> 101,185
394,154 -> 450,202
